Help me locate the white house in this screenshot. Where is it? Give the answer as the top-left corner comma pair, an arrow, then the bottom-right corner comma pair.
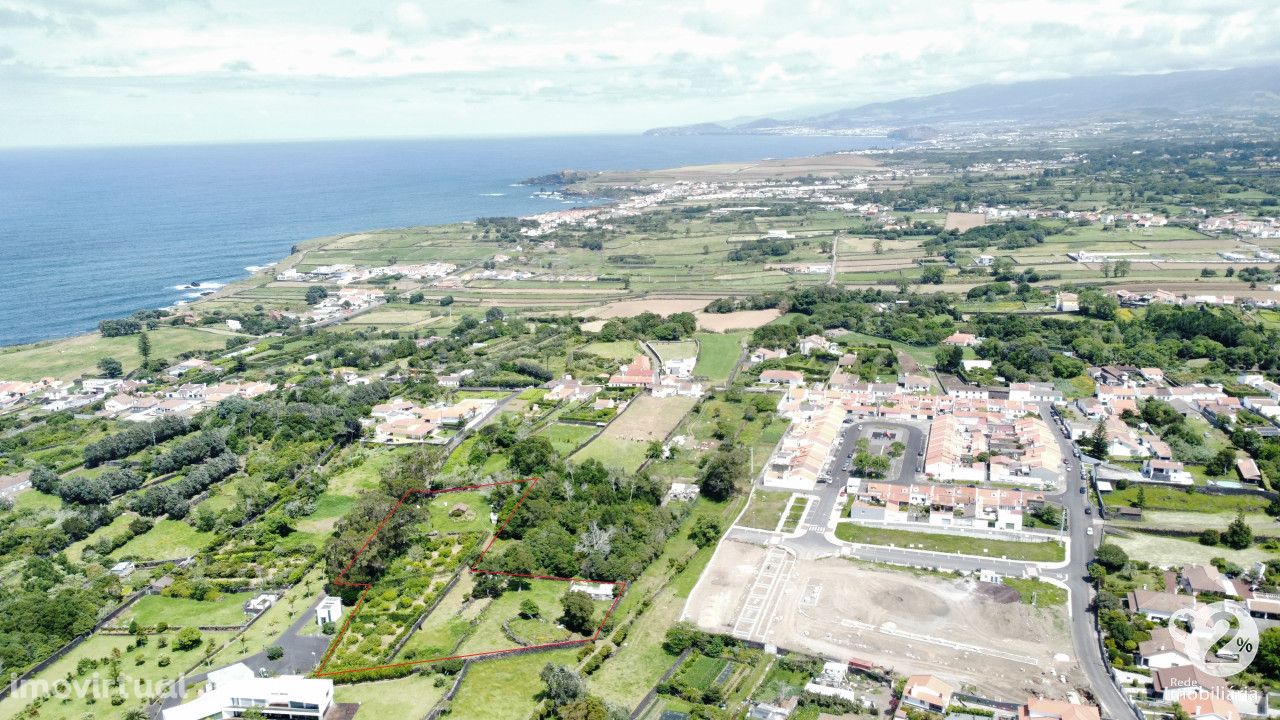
1008,382 -> 1063,403
316,596 -> 342,626
568,581 -> 615,602
161,663 -> 333,720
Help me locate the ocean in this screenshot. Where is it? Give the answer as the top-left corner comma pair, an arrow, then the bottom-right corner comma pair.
0,134 -> 889,347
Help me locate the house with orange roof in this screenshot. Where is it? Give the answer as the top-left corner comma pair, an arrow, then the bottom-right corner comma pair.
1019,697 -> 1100,720
898,675 -> 954,716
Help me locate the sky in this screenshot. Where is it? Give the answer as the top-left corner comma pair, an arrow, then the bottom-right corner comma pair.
1,0 -> 1279,148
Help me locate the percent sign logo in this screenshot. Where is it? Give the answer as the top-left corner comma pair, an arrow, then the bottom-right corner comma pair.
1168,600 -> 1260,677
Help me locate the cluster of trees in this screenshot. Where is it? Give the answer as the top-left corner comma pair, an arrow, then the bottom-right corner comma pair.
150,430 -> 228,475
83,415 -> 193,467
34,466 -> 144,506
596,311 -> 697,342
726,237 -> 793,261
0,556 -> 120,680
479,457 -> 677,582
702,293 -> 786,314
132,452 -> 239,518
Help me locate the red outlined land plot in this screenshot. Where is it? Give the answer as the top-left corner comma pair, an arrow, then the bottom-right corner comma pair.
315,477 -> 625,677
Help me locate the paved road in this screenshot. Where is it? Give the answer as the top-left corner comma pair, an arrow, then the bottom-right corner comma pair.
1038,403 -> 1137,720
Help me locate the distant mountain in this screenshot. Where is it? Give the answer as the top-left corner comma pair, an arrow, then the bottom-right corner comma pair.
644,66 -> 1280,136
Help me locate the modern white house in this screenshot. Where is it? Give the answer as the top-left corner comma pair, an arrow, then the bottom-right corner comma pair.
315,596 -> 342,627
162,663 -> 333,720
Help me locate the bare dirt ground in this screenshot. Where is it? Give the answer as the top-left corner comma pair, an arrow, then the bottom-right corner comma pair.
581,154 -> 882,186
579,298 -> 708,318
686,541 -> 1083,701
945,213 -> 987,231
695,309 -> 782,331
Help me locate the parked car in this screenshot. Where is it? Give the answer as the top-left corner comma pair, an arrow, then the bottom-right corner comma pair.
1086,526 -> 1094,535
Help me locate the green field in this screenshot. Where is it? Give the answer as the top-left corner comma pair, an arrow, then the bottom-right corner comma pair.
1106,485 -> 1269,513
580,340 -> 643,361
834,522 -> 1065,562
125,593 -> 256,628
692,331 -> 746,382
112,519 -> 214,561
738,490 -> 793,531
334,672 -> 449,719
426,490 -> 494,534
0,326 -> 241,380
570,435 -> 651,473
447,648 -> 581,720
538,422 -> 600,457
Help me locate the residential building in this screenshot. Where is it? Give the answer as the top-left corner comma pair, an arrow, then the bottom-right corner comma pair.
161,663 -> 333,720
1137,627 -> 1192,669
1127,589 -> 1195,622
1055,292 -> 1080,312
568,581 -> 615,602
1018,697 -> 1100,720
1180,564 -> 1238,597
1179,695 -> 1239,720
1008,382 -> 1063,403
1151,665 -> 1230,702
316,596 -> 342,626
759,369 -> 805,387
900,675 -> 954,716
608,355 -> 657,388
942,332 -> 980,347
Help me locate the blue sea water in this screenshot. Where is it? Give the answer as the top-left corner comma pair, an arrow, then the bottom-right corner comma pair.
0,134 -> 889,347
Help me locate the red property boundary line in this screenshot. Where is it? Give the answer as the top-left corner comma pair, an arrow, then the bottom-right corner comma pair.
314,477 -> 626,678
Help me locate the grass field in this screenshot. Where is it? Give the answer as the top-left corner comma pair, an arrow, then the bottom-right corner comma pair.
1003,578 -> 1068,606
538,422 -> 600,457
604,394 -> 697,442
580,340 -> 642,361
680,654 -> 730,690
570,435 -> 650,472
426,490 -> 494,534
457,578 -> 608,655
834,522 -> 1065,562
210,569 -> 328,664
125,593 -> 255,628
0,629 -> 236,720
112,519 -> 214,561
738,490 -> 793,531
1106,486 -> 1269,513
447,648 -> 580,720
333,672 -> 449,719
0,326 -> 241,380
692,331 -> 745,382
1108,531 -> 1276,567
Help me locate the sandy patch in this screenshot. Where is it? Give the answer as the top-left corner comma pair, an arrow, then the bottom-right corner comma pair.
944,212 -> 987,231
695,309 -> 782,331
685,541 -> 1083,701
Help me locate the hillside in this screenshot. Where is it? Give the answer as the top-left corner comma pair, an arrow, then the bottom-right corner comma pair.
645,65 -> 1280,135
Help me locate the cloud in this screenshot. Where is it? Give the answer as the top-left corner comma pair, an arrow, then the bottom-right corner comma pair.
1,0 -> 1279,146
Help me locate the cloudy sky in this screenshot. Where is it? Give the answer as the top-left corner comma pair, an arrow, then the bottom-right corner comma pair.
2,0 -> 1278,147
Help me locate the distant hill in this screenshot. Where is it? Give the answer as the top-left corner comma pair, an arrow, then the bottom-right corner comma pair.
645,66 -> 1280,136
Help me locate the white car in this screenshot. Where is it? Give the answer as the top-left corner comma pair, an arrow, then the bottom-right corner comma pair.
1086,527 -> 1094,536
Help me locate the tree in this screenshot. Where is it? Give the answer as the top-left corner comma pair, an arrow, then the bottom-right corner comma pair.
560,590 -> 596,635
645,440 -> 663,459
485,307 -> 505,322
1206,447 -> 1236,476
1255,627 -> 1280,681
935,344 -> 963,373
266,645 -> 284,660
540,663 -> 585,705
1199,529 -> 1221,546
137,332 -> 152,363
1223,511 -> 1253,550
240,709 -> 266,720
1114,259 -> 1132,278
1134,486 -> 1146,509
688,517 -> 722,548
919,265 -> 945,285
559,696 -> 614,720
1092,544 -> 1128,573
440,295 -> 455,306
1085,418 -> 1109,459
699,449 -> 745,501
172,627 -> 203,651
304,286 -> 328,305
873,240 -> 884,255
508,436 -> 557,476
519,599 -> 540,619
97,357 -> 124,378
